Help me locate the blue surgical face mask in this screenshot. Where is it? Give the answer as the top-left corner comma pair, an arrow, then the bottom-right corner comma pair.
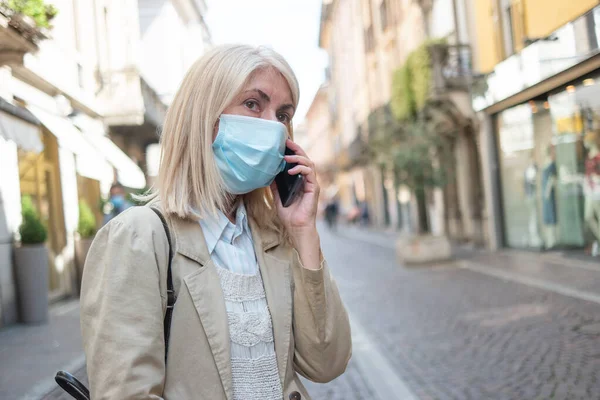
110,194 -> 125,209
212,114 -> 287,194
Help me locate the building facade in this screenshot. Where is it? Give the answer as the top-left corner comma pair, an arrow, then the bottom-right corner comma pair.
473,0 -> 600,257
97,0 -> 211,184
0,0 -> 210,327
316,0 -> 485,245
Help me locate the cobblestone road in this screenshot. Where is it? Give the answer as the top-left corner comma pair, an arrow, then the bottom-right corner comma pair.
43,225 -> 600,399
320,227 -> 600,400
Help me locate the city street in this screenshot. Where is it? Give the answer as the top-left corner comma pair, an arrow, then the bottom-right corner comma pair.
3,1 -> 600,399
308,226 -> 600,400
20,224 -> 600,400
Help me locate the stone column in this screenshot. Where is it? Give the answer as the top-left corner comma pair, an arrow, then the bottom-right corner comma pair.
478,113 -> 502,250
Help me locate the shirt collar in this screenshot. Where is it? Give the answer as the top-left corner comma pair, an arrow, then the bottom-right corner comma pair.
199,202 -> 250,254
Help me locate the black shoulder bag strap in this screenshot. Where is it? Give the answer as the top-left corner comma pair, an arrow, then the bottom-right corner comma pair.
150,207 -> 175,364
55,208 -> 176,400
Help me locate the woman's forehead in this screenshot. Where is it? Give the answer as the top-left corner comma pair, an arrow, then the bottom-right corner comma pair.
242,68 -> 293,104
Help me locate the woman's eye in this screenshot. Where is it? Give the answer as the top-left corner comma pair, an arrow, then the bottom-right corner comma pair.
277,114 -> 290,123
245,100 -> 258,110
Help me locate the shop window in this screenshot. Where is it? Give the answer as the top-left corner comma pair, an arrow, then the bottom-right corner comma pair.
498,78 -> 600,256
497,104 -> 540,248
18,130 -> 68,294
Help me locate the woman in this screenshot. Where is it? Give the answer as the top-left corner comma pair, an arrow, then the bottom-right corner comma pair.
80,44 -> 351,400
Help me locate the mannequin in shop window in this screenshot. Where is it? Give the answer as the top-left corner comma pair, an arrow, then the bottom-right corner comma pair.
524,152 -> 542,247
542,144 -> 558,249
583,132 -> 600,256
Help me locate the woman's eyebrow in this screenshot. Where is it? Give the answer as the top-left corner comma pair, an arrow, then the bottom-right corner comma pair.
279,104 -> 295,113
242,89 -> 271,102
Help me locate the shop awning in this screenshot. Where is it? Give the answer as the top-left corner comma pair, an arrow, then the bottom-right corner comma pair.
71,114 -> 146,190
26,105 -> 112,182
83,132 -> 147,189
0,108 -> 43,153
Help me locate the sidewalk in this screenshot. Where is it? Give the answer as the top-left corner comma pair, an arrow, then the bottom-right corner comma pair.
462,250 -> 600,304
338,223 -> 600,305
331,222 -> 398,249
0,299 -> 85,400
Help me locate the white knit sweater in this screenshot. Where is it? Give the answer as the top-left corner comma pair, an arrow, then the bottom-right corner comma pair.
199,203 -> 282,400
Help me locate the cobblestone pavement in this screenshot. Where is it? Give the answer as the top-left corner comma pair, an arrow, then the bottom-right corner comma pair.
37,224 -> 600,399
322,226 -> 600,400
302,359 -> 375,400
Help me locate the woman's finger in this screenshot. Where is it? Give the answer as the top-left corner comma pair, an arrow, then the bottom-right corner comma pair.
288,165 -> 313,176
288,165 -> 318,188
284,154 -> 314,169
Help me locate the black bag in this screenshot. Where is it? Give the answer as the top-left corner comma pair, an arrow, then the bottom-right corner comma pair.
55,208 -> 175,400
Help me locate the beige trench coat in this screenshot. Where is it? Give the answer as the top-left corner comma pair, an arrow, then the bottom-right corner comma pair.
80,206 -> 352,399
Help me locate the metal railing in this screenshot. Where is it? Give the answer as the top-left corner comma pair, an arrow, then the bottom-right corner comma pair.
429,43 -> 473,93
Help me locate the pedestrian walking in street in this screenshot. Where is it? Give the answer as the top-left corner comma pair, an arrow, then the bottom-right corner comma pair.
101,183 -> 133,225
324,197 -> 339,231
79,44 -> 351,400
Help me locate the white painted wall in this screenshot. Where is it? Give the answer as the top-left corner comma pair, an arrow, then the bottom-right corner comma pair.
0,135 -> 22,325
138,0 -> 209,103
22,0 -> 102,108
58,147 -> 79,289
430,0 -> 456,40
0,137 -> 22,244
331,1 -> 361,147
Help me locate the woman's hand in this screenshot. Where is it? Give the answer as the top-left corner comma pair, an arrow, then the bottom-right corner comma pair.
270,139 -> 321,269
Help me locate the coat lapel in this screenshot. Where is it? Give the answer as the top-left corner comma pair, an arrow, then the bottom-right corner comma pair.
170,216 -> 233,400
249,218 -> 292,389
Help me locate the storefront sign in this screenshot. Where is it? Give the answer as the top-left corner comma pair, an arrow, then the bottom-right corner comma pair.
473,6 -> 600,112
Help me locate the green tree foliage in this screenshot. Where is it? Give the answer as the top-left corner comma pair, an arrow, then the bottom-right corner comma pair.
5,0 -> 58,28
369,117 -> 452,191
77,200 -> 97,239
375,38 -> 454,191
408,44 -> 433,111
390,38 -> 447,121
391,64 -> 414,121
19,195 -> 47,244
374,38 -> 458,233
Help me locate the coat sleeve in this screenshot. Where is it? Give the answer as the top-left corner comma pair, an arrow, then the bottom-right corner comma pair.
80,208 -> 169,400
291,250 -> 352,383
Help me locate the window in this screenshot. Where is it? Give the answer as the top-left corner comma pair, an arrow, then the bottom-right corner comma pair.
499,0 -> 526,57
499,0 -> 515,56
364,25 -> 375,52
380,1 -> 388,31
77,63 -> 84,89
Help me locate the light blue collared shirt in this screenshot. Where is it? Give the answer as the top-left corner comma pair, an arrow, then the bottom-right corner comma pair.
199,202 -> 257,276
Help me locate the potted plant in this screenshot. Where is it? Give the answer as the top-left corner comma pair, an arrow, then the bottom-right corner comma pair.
75,200 -> 97,293
3,0 -> 58,29
14,195 -> 49,324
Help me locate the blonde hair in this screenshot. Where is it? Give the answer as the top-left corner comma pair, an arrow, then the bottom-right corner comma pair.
144,44 -> 300,236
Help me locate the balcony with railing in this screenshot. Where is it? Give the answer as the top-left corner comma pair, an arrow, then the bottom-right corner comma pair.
429,43 -> 473,94
98,66 -> 167,148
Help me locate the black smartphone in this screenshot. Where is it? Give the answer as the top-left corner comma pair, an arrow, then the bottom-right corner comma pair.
275,147 -> 304,207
